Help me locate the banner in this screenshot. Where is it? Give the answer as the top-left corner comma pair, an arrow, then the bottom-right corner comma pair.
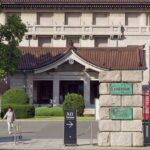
143,90 -> 150,120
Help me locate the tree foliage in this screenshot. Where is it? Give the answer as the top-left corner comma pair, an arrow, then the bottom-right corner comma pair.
0,15 -> 27,79
63,93 -> 85,116
2,88 -> 29,105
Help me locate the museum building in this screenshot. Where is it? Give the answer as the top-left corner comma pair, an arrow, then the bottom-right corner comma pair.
0,0 -> 148,111
1,0 -> 150,147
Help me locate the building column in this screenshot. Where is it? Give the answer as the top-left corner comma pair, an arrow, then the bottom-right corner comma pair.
0,13 -> 6,25
84,77 -> 91,107
26,75 -> 33,104
139,13 -> 147,26
53,76 -> 60,106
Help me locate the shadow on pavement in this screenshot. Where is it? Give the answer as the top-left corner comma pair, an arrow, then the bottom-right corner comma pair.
0,136 -> 31,143
21,132 -> 35,134
78,143 -> 97,146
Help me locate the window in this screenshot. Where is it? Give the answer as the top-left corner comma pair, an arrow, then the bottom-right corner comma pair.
95,37 -> 108,47
38,36 -> 52,47
65,13 -> 81,25
66,37 -> 80,47
93,13 -> 109,25
37,13 -> 53,25
125,13 -> 139,26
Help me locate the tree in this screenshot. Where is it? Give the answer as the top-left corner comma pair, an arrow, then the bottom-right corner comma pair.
63,93 -> 85,116
0,15 -> 27,79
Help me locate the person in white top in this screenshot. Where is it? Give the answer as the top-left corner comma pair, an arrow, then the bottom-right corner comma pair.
3,107 -> 16,135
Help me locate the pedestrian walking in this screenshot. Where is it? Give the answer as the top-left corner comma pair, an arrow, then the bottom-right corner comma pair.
3,107 -> 16,135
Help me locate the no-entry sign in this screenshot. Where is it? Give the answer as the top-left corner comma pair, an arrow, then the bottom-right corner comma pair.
64,110 -> 77,146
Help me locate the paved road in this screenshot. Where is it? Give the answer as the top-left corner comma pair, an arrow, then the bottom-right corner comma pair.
0,120 -> 98,140
1,121 -> 150,149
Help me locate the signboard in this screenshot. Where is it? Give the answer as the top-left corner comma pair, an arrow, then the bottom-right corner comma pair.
64,110 -> 77,146
111,83 -> 133,95
110,107 -> 133,120
143,89 -> 150,120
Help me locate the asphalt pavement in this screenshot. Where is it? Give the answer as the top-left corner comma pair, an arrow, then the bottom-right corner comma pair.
0,120 -> 98,140
1,120 -> 150,150
0,120 -> 99,149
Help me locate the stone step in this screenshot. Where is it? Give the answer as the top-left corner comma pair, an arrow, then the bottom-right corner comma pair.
84,108 -> 95,115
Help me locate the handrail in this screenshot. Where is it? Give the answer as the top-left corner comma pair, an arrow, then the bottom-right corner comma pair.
25,24 -> 150,36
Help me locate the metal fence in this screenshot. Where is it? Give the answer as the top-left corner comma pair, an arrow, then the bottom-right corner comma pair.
13,121 -> 23,144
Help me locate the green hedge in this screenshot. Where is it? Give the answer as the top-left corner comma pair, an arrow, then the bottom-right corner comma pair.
1,104 -> 35,119
2,88 -> 29,105
35,107 -> 64,116
63,93 -> 85,116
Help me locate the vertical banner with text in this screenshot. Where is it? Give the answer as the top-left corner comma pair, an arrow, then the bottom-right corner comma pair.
64,109 -> 77,146
143,90 -> 150,120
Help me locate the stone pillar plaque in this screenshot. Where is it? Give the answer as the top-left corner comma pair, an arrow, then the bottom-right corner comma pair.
111,83 -> 133,95
110,107 -> 133,120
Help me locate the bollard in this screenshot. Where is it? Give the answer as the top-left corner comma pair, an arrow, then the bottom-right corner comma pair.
90,122 -> 93,145
19,121 -> 22,141
14,126 -> 17,144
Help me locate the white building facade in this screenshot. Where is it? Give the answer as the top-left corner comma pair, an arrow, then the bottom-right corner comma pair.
0,0 -> 148,112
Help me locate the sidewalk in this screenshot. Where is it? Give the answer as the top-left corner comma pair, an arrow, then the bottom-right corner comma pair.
0,138 -> 97,150
0,138 -> 150,150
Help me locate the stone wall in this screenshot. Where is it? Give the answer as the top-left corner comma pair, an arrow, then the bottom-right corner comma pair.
98,70 -> 143,147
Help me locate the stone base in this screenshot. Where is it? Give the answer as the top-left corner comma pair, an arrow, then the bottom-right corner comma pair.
97,132 -> 144,147
97,132 -> 110,146
111,132 -> 132,147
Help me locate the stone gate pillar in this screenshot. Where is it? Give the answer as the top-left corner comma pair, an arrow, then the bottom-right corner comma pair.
98,70 -> 143,147
27,74 -> 34,104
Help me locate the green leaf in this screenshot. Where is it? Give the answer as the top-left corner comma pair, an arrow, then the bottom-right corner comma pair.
0,14 -> 27,80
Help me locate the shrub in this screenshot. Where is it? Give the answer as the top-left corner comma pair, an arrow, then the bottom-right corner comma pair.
1,104 -> 35,119
2,88 -> 28,105
63,93 -> 85,116
35,107 -> 64,116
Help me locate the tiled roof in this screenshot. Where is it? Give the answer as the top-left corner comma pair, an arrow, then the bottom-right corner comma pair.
19,47 -> 67,70
2,0 -> 150,9
2,0 -> 150,4
18,46 -> 146,71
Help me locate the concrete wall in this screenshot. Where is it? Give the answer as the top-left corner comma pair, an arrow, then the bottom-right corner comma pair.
98,70 -> 143,147
10,74 -> 25,89
21,12 -> 37,25
81,13 -> 93,25
10,73 -> 34,103
53,13 -> 65,25
109,13 -> 125,25
0,13 -> 6,25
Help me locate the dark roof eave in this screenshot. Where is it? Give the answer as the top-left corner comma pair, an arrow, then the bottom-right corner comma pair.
2,4 -> 150,9
17,69 -> 33,73
18,67 -> 147,71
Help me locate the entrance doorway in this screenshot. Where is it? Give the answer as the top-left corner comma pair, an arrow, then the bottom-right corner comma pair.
59,81 -> 84,104
90,81 -> 99,104
35,81 -> 53,104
